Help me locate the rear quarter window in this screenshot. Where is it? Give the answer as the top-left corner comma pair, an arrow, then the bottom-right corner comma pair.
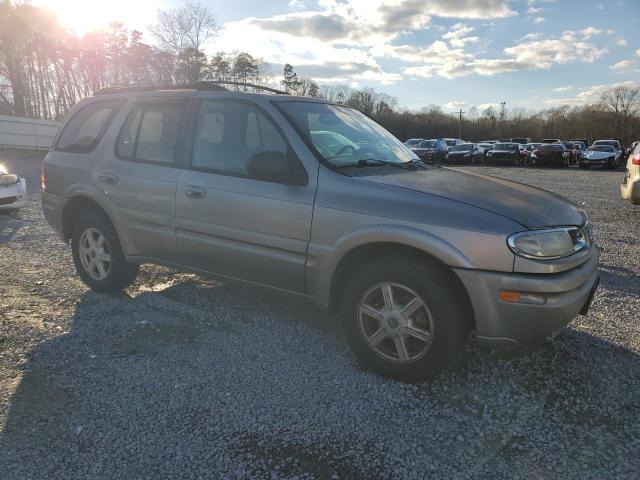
56,100 -> 123,152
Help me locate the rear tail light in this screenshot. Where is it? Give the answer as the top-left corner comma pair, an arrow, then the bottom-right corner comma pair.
40,159 -> 46,191
632,154 -> 640,166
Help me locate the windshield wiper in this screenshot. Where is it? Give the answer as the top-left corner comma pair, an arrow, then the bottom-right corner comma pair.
355,159 -> 417,169
408,158 -> 439,168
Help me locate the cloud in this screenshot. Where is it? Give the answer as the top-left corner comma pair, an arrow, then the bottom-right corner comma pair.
504,32 -> 607,64
610,60 -> 640,72
532,16 -> 545,23
444,101 -> 468,110
527,7 -> 542,13
543,80 -> 638,105
553,85 -> 573,92
637,49 -> 640,57
578,27 -> 602,39
401,29 -> 608,79
216,0 -> 519,85
617,38 -> 627,46
442,23 -> 480,47
478,102 -> 499,110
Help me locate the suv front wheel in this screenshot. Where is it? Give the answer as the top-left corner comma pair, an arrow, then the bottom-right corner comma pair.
340,256 -> 468,382
71,211 -> 139,292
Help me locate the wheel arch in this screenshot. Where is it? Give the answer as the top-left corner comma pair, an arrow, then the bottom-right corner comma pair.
60,189 -> 131,254
324,239 -> 475,332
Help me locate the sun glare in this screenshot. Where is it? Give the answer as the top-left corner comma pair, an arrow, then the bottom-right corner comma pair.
35,0 -> 158,36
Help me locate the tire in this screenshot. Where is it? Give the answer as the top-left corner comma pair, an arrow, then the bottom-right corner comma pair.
579,163 -> 589,169
340,256 -> 469,382
71,210 -> 139,293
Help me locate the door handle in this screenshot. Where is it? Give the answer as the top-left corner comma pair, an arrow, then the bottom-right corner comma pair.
99,173 -> 118,184
184,186 -> 206,199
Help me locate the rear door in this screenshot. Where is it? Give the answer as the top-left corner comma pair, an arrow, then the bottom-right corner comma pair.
175,98 -> 315,292
100,96 -> 189,262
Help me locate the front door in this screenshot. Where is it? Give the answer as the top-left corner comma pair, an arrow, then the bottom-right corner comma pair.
175,99 -> 316,292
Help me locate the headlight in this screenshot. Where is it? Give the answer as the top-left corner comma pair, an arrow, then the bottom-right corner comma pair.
507,227 -> 587,259
531,153 -> 537,158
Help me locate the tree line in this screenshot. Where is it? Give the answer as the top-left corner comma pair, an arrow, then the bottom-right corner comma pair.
1,0 -> 639,144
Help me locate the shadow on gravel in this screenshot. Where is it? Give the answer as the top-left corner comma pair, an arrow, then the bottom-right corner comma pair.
2,280 -> 640,478
0,210 -> 28,245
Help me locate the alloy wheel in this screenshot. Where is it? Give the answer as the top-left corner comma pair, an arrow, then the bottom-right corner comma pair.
357,282 -> 434,364
79,228 -> 111,280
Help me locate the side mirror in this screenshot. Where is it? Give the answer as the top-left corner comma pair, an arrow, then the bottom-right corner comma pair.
246,148 -> 307,186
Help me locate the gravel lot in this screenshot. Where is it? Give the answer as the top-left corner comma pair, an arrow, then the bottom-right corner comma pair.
1,150 -> 639,479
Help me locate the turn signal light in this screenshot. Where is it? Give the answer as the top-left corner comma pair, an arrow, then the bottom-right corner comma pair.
499,291 -> 521,302
499,290 -> 547,305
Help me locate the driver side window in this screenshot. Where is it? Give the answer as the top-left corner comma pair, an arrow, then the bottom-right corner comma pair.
192,100 -> 288,177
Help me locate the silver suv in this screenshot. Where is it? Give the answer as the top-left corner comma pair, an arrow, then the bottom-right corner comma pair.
42,84 -> 600,381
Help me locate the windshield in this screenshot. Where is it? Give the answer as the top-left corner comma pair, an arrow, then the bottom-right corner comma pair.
451,144 -> 473,151
539,144 -> 563,151
594,140 -> 618,149
444,139 -> 457,146
277,101 -> 416,166
588,146 -> 614,152
418,140 -> 438,148
405,138 -> 422,147
494,143 -> 519,151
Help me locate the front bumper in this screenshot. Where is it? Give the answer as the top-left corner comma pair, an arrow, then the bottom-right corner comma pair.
0,178 -> 27,210
454,247 -> 599,348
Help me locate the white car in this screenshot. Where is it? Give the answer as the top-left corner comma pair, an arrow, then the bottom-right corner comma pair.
0,165 -> 27,212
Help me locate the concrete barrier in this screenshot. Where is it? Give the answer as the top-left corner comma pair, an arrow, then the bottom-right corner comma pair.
0,115 -> 60,150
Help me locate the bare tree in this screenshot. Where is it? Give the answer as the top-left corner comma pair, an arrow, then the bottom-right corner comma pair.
149,1 -> 219,55
599,86 -> 640,140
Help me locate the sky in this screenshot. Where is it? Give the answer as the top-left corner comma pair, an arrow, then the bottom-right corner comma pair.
34,0 -> 640,112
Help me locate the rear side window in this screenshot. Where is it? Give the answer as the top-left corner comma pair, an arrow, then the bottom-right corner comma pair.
116,99 -> 187,164
56,100 -> 122,152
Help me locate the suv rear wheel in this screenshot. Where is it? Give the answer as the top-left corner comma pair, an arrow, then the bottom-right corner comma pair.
340,256 -> 468,382
71,211 -> 139,292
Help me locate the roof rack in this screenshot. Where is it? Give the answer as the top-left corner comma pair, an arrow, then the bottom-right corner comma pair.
206,81 -> 287,95
95,81 -> 287,96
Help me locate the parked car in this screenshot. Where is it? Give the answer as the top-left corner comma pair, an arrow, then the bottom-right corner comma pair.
621,142 -> 640,204
41,84 -> 600,381
477,143 -> 494,158
511,137 -> 532,144
411,138 -> 448,162
485,143 -> 521,166
443,143 -> 484,164
592,139 -> 623,166
579,145 -> 619,169
570,139 -> 589,150
522,143 -> 542,164
404,138 -> 423,148
561,142 -> 581,165
541,138 -> 562,144
529,143 -> 570,167
442,138 -> 463,150
0,164 -> 27,213
625,141 -> 638,159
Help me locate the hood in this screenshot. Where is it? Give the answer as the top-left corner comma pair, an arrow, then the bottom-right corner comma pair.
583,151 -> 614,160
490,149 -> 518,154
362,167 -> 584,229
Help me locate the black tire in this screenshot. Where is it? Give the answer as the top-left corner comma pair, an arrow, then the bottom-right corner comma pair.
579,163 -> 589,169
340,256 -> 469,382
71,210 -> 139,293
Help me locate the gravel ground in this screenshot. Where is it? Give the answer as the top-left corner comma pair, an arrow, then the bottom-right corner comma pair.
1,151 -> 639,479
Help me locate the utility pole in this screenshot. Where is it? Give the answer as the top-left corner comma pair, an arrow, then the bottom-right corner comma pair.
457,109 -> 465,139
499,101 -> 507,122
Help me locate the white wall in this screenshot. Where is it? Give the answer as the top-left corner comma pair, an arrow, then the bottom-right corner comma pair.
0,115 -> 60,150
